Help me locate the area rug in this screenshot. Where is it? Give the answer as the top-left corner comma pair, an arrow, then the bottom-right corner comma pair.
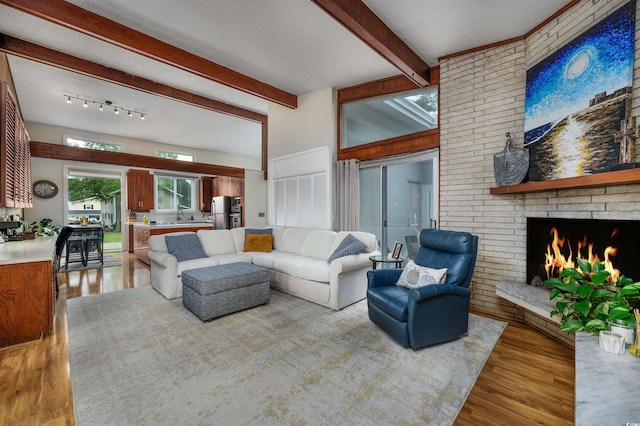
61,255 -> 121,271
67,287 -> 506,425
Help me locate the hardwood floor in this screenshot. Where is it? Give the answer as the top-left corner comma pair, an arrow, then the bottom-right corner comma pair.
0,252 -> 574,425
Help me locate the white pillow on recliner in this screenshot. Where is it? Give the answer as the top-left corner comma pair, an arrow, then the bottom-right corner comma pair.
396,260 -> 447,289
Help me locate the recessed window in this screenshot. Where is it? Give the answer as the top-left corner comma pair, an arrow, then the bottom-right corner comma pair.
155,175 -> 196,212
341,87 -> 438,148
156,150 -> 194,162
65,136 -> 123,152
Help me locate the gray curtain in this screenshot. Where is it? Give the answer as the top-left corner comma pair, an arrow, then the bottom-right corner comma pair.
336,159 -> 359,231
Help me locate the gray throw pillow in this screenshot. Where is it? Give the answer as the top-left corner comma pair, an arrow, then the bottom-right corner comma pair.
165,234 -> 208,262
327,234 -> 367,263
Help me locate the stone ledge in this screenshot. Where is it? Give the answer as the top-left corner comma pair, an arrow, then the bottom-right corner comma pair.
495,282 -> 561,324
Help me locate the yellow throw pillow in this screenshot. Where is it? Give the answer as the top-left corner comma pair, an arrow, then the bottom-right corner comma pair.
243,233 -> 273,252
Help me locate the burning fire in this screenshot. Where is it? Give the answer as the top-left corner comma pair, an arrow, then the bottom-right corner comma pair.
543,227 -> 620,283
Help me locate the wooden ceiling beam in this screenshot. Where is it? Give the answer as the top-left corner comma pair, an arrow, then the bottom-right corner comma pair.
0,33 -> 267,124
311,0 -> 430,87
0,0 -> 297,109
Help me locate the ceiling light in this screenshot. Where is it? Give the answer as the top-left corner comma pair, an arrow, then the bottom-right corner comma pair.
62,94 -> 147,119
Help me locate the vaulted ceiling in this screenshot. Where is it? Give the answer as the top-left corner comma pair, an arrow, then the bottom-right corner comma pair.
0,0 -> 572,161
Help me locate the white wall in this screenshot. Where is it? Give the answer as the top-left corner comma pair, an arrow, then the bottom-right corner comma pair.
244,169 -> 268,228
267,87 -> 337,227
268,87 -> 336,160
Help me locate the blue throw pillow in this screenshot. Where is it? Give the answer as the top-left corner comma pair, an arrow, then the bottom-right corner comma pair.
165,234 -> 208,262
328,234 -> 367,263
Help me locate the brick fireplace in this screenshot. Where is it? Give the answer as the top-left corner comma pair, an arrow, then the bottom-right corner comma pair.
527,217 -> 640,287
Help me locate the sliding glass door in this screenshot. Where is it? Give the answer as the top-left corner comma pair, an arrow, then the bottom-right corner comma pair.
359,152 -> 438,261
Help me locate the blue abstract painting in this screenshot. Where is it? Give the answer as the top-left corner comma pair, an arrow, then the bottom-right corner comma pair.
524,1 -> 635,181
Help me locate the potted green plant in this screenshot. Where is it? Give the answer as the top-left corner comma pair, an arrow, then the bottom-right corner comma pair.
545,258 -> 640,335
24,218 -> 61,237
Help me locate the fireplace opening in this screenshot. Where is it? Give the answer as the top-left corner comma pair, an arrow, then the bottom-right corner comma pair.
526,217 -> 640,287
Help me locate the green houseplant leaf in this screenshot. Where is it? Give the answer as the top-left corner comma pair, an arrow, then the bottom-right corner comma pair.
546,260 -> 640,335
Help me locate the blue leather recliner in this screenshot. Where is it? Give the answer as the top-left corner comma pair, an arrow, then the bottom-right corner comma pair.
367,228 -> 479,349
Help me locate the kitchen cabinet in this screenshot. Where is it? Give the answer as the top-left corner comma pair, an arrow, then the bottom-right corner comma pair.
213,176 -> 243,198
0,239 -> 55,347
133,225 -> 151,264
0,81 -> 32,208
199,176 -> 214,212
127,169 -> 154,212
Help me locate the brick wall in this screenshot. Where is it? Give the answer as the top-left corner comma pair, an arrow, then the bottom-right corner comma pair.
439,0 -> 640,340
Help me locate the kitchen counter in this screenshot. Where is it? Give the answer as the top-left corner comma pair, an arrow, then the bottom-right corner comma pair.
575,332 -> 640,425
131,221 -> 212,229
0,236 -> 56,265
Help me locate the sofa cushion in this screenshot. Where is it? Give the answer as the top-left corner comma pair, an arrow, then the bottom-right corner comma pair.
273,256 -> 331,282
271,225 -> 289,250
165,233 -> 208,262
331,231 -> 377,254
244,234 -> 274,252
197,229 -> 237,256
396,260 -> 448,289
279,227 -> 312,254
251,250 -> 297,269
176,257 -> 220,275
216,253 -> 254,265
230,227 -> 247,252
327,233 -> 367,263
300,230 -> 337,259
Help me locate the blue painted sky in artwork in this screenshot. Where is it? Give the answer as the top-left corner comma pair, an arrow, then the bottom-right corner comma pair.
524,2 -> 635,134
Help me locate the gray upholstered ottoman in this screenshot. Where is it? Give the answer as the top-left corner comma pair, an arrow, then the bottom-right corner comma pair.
182,262 -> 270,321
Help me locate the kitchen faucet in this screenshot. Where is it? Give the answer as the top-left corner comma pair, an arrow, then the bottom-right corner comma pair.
177,205 -> 185,221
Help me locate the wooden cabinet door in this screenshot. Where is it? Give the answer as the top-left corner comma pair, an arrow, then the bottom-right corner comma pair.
133,226 -> 151,264
212,176 -> 243,198
0,260 -> 53,347
199,176 -> 214,212
127,169 -> 154,212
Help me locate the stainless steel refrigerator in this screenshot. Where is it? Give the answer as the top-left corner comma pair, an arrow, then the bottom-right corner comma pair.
211,195 -> 232,229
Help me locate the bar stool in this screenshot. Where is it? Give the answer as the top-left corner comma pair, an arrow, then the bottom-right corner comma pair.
65,233 -> 85,268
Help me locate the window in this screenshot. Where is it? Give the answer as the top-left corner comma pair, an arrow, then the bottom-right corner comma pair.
342,87 -> 438,149
156,150 -> 194,162
65,135 -> 123,152
155,175 -> 196,212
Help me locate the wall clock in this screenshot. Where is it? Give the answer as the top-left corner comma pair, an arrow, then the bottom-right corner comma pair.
33,180 -> 58,199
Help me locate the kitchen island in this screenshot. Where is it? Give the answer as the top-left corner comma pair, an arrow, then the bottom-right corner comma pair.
0,236 -> 56,347
130,222 -> 213,265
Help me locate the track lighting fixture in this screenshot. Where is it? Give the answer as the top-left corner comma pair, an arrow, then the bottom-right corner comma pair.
63,94 -> 147,120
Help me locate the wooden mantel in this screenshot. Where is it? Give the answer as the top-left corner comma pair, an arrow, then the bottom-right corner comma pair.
490,168 -> 640,195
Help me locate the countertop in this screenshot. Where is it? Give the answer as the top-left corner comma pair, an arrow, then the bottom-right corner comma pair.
0,236 -> 56,265
130,221 -> 213,229
575,332 -> 640,425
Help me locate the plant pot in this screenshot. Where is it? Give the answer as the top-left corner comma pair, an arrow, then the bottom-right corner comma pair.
609,319 -> 636,345
22,232 -> 37,240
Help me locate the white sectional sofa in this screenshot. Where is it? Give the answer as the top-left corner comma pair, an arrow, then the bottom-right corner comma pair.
147,226 -> 379,310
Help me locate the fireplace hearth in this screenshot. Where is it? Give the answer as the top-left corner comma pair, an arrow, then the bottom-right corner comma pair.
527,217 -> 640,287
